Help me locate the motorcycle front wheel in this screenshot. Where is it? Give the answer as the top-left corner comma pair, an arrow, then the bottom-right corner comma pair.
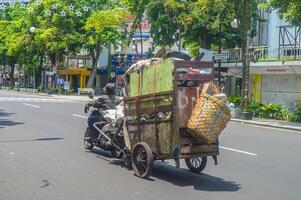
84,128 -> 94,150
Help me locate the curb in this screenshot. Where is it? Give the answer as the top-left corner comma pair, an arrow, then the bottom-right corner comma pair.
1,89 -> 89,102
49,95 -> 90,102
231,118 -> 301,132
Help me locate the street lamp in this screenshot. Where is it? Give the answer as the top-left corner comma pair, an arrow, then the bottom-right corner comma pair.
29,26 -> 36,90
232,44 -> 261,119
29,26 -> 36,34
231,19 -> 239,29
231,16 -> 261,120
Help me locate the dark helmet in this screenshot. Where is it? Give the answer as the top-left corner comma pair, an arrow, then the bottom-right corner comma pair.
103,83 -> 115,95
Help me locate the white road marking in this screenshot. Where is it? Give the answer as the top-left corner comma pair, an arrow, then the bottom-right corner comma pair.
248,124 -> 301,134
72,114 -> 88,119
23,103 -> 40,108
0,97 -> 75,103
220,146 -> 258,156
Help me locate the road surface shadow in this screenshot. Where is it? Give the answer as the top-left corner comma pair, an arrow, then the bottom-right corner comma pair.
87,149 -> 240,191
0,109 -> 23,128
88,148 -> 127,167
0,119 -> 24,127
152,162 -> 241,192
0,137 -> 64,143
0,109 -> 15,117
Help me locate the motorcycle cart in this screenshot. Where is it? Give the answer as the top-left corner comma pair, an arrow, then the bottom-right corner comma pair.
123,58 -> 220,178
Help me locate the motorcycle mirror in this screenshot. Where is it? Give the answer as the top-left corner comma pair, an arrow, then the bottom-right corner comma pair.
88,92 -> 94,99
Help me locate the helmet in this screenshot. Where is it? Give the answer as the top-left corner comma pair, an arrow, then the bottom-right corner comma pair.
103,83 -> 115,95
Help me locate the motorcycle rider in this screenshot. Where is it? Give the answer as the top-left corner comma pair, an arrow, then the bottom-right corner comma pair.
84,83 -> 120,114
83,83 -> 124,153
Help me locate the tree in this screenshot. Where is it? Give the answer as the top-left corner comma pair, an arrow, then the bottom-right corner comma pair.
124,0 -> 241,55
0,4 -> 34,87
84,9 -> 126,88
0,0 -> 127,89
124,0 -> 263,56
268,0 -> 301,25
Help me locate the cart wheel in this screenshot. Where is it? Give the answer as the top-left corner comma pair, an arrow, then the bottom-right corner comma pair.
125,156 -> 133,170
185,156 -> 207,173
131,142 -> 154,178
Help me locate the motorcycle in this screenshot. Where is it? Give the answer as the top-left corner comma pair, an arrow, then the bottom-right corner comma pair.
83,93 -> 125,159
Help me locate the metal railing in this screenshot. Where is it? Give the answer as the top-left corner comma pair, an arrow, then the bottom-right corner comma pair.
222,45 -> 301,62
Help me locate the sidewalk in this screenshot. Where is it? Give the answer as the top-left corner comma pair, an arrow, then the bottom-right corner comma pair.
45,94 -> 93,102
231,117 -> 301,132
1,89 -> 94,102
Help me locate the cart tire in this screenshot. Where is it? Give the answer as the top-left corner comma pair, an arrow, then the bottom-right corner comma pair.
131,142 -> 154,178
185,156 -> 207,173
125,156 -> 133,170
84,129 -> 94,150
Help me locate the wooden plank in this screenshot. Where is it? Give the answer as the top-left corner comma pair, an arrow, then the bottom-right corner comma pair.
180,137 -> 194,145
125,105 -> 172,115
126,119 -> 173,125
124,91 -> 173,102
171,61 -> 180,148
181,144 -> 219,155
177,87 -> 200,127
129,59 -> 174,97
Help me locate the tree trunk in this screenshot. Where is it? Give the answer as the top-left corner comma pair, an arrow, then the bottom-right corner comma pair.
35,53 -> 44,88
10,61 -> 15,88
199,30 -> 211,50
86,46 -> 100,88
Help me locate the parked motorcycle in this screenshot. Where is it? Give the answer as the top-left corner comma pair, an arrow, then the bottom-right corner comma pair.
83,92 -> 125,159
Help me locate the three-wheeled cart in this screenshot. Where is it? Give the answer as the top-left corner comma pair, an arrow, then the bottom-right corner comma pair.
123,58 -> 220,178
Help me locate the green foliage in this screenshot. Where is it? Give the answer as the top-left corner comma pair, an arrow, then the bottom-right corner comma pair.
229,97 -> 301,122
228,95 -> 241,107
65,88 -> 75,94
124,0 -> 262,53
38,85 -> 44,92
269,0 -> 301,25
0,0 -> 126,88
248,101 -> 301,122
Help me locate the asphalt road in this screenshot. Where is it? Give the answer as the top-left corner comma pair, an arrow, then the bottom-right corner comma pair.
1,90 -> 301,200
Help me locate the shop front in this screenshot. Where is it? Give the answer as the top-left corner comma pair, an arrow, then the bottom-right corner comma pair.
58,67 -> 90,93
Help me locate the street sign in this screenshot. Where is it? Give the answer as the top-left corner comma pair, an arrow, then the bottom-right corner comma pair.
64,81 -> 70,90
56,78 -> 64,85
215,53 -> 228,61
46,71 -> 55,76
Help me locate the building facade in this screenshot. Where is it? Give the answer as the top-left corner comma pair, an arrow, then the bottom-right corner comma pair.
220,9 -> 301,110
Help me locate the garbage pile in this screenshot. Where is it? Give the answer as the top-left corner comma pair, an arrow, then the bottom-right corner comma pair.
187,82 -> 231,145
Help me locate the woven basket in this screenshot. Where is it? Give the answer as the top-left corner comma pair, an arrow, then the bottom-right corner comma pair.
187,94 -> 231,145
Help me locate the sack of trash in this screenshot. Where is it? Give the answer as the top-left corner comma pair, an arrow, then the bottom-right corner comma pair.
187,82 -> 231,145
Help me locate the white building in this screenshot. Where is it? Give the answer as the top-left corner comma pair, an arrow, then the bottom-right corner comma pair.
221,9 -> 301,110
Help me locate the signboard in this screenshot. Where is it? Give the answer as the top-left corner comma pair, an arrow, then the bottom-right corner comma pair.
250,66 -> 301,74
215,53 -> 229,61
64,81 -> 70,90
46,71 -> 55,76
56,78 -> 64,85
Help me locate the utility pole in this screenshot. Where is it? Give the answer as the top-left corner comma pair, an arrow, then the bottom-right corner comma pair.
139,23 -> 143,55
239,0 -> 253,119
178,27 -> 182,52
218,16 -> 222,86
